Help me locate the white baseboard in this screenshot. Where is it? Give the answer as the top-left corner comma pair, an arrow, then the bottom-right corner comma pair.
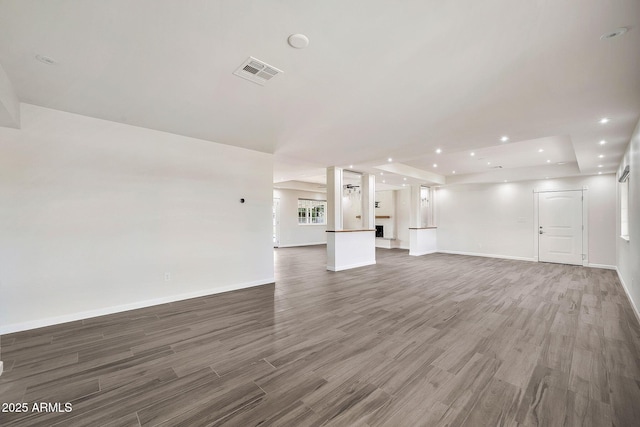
277,242 -> 326,248
375,241 -> 396,249
327,260 -> 376,272
409,250 -> 438,257
0,278 -> 275,335
587,263 -> 616,270
616,267 -> 640,327
438,250 -> 536,262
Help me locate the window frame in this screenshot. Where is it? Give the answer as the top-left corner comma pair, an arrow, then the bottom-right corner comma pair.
297,199 -> 327,226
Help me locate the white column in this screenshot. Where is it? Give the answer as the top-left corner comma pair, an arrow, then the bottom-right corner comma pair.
326,167 -> 376,271
361,173 -> 375,230
326,166 -> 343,231
409,185 -> 421,228
409,185 -> 437,256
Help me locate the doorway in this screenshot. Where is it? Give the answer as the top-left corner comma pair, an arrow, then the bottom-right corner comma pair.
537,190 -> 584,265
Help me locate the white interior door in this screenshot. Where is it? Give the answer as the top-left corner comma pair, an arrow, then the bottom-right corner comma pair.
273,198 -> 280,247
538,190 -> 583,265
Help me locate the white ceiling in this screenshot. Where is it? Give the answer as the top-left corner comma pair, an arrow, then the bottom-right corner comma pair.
0,0 -> 638,186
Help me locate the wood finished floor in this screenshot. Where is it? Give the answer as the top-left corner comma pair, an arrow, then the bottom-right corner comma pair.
1,247 -> 640,426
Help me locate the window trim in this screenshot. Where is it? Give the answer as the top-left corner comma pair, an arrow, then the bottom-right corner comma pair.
297,199 -> 327,226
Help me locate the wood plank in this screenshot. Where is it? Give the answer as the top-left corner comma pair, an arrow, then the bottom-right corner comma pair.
1,248 -> 639,426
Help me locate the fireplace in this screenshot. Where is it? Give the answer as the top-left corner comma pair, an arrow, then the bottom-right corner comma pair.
375,225 -> 384,238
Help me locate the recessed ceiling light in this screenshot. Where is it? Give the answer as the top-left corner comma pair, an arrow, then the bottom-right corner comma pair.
452,170 -> 456,174
598,154 -> 604,158
349,164 -> 353,168
538,149 -> 544,153
557,162 -> 566,165
545,177 -> 549,179
402,184 -> 406,187
501,136 -> 509,142
598,165 -> 603,168
388,158 -> 393,162
288,34 -> 310,49
600,27 -> 628,40
380,172 -> 384,175
598,172 -> 602,175
504,180 -> 508,183
599,118 -> 610,124
433,164 -> 438,168
403,177 -> 407,181
600,140 -> 607,145
382,180 -> 386,183
470,152 -> 475,156
436,148 -> 442,154
546,159 -> 551,163
35,54 -> 56,65
487,162 -> 491,165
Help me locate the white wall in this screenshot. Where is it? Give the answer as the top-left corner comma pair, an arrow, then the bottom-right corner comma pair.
617,118 -> 640,317
342,195 -> 363,230
327,231 -> 376,271
396,188 -> 411,249
375,190 -> 396,238
0,104 -> 274,333
0,63 -> 20,128
273,188 -> 326,247
437,174 -> 617,266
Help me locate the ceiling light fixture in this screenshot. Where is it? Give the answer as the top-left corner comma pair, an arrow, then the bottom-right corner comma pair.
388,158 -> 393,162
598,172 -> 602,175
403,177 -> 407,181
546,159 -> 551,163
288,34 -> 310,49
600,140 -> 607,145
470,152 -> 475,156
487,162 -> 491,165
504,180 -> 508,183
501,136 -> 509,142
598,165 -> 603,168
349,164 -> 353,168
598,154 -> 604,158
452,170 -> 456,174
538,149 -> 544,153
382,180 -> 386,183
600,27 -> 628,40
599,118 -> 610,124
433,164 -> 438,168
380,172 -> 384,175
436,148 -> 442,154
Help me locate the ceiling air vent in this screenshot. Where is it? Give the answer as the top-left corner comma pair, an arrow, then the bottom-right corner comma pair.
233,57 -> 283,86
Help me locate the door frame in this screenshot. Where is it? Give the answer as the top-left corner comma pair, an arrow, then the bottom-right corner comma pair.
533,186 -> 589,266
273,197 -> 281,248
